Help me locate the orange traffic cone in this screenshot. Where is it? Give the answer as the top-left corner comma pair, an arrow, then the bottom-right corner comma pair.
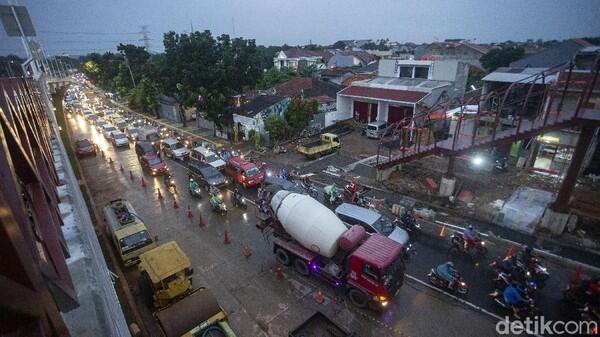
187,205 -> 193,218
141,176 -> 146,187
129,170 -> 134,180
157,188 -> 163,200
198,213 -> 205,226
439,225 -> 446,237
314,289 -> 324,304
276,265 -> 284,280
223,230 -> 231,244
243,245 -> 252,258
173,198 -> 179,209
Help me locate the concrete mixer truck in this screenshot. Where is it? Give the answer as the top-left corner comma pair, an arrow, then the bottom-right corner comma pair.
257,190 -> 405,310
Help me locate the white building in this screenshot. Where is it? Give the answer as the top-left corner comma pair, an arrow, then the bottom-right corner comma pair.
273,48 -> 333,70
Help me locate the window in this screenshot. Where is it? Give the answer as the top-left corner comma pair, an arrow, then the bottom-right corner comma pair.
414,67 -> 429,79
362,264 -> 379,280
399,66 -> 412,78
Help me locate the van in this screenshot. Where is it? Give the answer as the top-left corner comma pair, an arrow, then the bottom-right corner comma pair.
135,141 -> 157,159
365,120 -> 389,139
223,156 -> 264,188
334,203 -> 409,246
190,146 -> 226,170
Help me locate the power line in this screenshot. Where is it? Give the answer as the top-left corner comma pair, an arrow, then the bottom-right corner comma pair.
38,30 -> 140,36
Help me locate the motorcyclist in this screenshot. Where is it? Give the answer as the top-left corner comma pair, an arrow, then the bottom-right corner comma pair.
209,193 -> 221,208
302,174 -> 311,187
189,177 -> 199,192
503,282 -> 527,318
232,187 -> 243,206
436,261 -> 458,290
462,225 -> 479,252
401,209 -> 416,227
520,246 -> 537,267
326,184 -> 339,204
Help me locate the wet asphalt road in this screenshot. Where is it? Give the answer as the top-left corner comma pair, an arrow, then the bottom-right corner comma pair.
66,111 -> 592,337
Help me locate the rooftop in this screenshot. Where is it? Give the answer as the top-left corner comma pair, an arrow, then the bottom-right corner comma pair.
271,77 -> 341,100
338,85 -> 428,103
510,39 -> 593,68
280,48 -> 333,62
232,95 -> 287,117
482,67 -> 558,84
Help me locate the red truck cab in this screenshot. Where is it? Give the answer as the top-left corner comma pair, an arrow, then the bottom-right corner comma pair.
271,229 -> 404,310
346,234 -> 404,308
224,156 -> 265,187
140,154 -> 168,176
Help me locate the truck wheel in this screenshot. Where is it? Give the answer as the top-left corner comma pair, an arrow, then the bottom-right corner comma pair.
275,248 -> 291,266
294,259 -> 310,276
347,288 -> 368,308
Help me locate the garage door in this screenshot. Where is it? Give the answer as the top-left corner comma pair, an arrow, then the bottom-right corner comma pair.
388,105 -> 413,124
353,101 -> 378,123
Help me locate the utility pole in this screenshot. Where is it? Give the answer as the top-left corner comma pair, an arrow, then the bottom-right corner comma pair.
138,25 -> 151,52
122,53 -> 137,87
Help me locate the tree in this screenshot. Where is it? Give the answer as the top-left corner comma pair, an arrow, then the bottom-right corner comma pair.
257,67 -> 298,89
298,64 -> 317,78
285,98 -> 318,130
264,116 -> 292,142
128,77 -> 161,117
480,47 -> 525,72
332,40 -> 346,49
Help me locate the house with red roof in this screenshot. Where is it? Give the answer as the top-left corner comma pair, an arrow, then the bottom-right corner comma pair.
336,59 -> 469,123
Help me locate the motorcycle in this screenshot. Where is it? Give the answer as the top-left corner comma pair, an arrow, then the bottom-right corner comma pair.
492,270 -> 538,295
489,288 -> 539,319
563,278 -> 599,307
231,192 -> 248,209
188,177 -> 202,198
394,212 -> 422,240
427,263 -> 469,295
208,186 -> 227,214
163,173 -> 177,194
345,180 -> 359,196
300,180 -> 319,199
323,184 -> 343,206
516,257 -> 549,288
448,233 -> 488,260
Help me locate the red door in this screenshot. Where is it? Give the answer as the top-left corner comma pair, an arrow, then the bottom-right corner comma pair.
388,105 -> 413,124
353,101 -> 378,123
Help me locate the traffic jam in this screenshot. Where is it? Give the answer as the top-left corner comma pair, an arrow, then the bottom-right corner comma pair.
63,77 -> 599,336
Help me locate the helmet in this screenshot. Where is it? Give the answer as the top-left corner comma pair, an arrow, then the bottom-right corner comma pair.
447,261 -> 454,267
467,224 -> 474,230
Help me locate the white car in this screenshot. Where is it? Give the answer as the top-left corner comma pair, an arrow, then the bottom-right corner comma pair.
102,124 -> 118,139
190,146 -> 226,170
161,138 -> 190,160
111,131 -> 130,147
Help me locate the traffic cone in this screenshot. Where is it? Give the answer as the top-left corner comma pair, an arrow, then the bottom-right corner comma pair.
243,245 -> 252,258
157,188 -> 163,200
129,170 -> 134,180
439,225 -> 446,237
506,245 -> 514,258
314,289 -> 324,304
571,266 -> 583,285
276,265 -> 284,280
223,230 -> 231,244
173,198 -> 179,209
198,213 -> 205,227
109,157 -> 113,164
141,176 -> 146,187
187,205 -> 193,218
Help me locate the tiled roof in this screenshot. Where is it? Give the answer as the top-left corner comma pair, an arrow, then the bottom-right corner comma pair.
282,48 -> 333,62
338,85 -> 427,103
272,78 -> 340,100
232,95 -> 287,117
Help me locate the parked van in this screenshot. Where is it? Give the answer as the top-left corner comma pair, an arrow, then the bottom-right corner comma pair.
190,146 -> 226,170
365,120 -> 389,139
223,156 -> 264,188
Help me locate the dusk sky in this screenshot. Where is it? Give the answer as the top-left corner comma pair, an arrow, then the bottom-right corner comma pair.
1,0 -> 599,56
